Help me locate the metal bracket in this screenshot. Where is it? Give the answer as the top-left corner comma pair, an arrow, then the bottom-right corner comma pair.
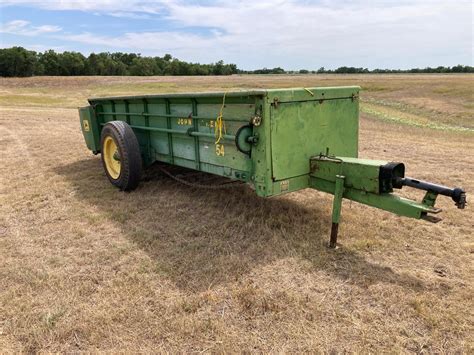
422,190 -> 438,207
235,124 -> 254,156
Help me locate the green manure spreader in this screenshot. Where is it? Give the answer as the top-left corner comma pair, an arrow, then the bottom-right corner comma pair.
79,87 -> 466,247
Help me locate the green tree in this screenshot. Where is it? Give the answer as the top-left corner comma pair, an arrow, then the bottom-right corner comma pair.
111,52 -> 139,68
213,60 -> 227,75
58,51 -> 86,75
38,50 -> 61,75
0,47 -> 38,77
86,53 -> 128,75
129,57 -> 160,76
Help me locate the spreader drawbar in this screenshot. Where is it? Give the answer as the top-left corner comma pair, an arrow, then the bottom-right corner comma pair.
309,155 -> 466,247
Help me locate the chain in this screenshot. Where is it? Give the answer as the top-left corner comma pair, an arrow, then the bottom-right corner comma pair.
157,165 -> 244,190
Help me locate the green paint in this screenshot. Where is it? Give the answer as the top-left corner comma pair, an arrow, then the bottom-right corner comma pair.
79,105 -> 100,153
81,86 -> 360,195
79,86 -> 462,237
270,98 -> 359,181
309,156 -> 441,220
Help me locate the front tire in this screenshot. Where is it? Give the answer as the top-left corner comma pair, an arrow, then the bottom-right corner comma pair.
100,121 -> 142,191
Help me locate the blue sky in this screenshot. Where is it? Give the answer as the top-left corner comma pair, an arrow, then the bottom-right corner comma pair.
0,0 -> 472,70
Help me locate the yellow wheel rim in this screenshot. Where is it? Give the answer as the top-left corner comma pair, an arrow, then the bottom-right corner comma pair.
103,136 -> 121,179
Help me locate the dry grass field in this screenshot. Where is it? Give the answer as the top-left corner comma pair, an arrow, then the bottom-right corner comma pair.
0,74 -> 473,353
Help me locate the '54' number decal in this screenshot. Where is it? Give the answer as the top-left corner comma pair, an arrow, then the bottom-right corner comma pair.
215,144 -> 225,156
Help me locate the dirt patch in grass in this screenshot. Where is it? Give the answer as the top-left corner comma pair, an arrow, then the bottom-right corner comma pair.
0,75 -> 473,352
361,101 -> 473,132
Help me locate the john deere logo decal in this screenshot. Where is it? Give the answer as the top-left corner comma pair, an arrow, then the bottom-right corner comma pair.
83,120 -> 90,132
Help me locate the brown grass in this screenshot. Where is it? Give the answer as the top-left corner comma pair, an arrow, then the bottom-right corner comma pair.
0,74 -> 473,352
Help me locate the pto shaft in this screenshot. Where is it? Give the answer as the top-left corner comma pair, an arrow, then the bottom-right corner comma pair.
395,177 -> 466,209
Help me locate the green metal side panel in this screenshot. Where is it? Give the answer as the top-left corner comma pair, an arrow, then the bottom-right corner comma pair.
78,105 -> 100,153
91,95 -> 257,182
270,97 -> 359,181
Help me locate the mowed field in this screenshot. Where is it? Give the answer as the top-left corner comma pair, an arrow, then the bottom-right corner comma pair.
0,74 -> 473,352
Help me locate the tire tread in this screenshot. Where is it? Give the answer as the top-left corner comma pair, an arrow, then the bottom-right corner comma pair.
100,121 -> 142,191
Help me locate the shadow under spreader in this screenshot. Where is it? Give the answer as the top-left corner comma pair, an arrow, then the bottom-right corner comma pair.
54,157 -> 425,293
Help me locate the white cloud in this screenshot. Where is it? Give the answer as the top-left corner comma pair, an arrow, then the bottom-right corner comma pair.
1,20 -> 62,36
59,1 -> 473,68
1,1 -> 472,69
1,0 -> 165,15
107,12 -> 152,19
1,0 -> 163,19
0,42 -> 68,52
57,30 -> 213,53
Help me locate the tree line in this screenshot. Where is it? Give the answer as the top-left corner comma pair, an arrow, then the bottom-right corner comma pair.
0,46 -> 472,77
0,46 -> 238,77
241,65 -> 473,74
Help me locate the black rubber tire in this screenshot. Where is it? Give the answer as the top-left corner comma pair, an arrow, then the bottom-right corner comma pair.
100,121 -> 142,191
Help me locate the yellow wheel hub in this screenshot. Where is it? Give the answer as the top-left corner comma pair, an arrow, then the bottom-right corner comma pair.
103,136 -> 121,179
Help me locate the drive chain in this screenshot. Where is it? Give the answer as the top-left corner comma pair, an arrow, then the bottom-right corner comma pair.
158,165 -> 244,190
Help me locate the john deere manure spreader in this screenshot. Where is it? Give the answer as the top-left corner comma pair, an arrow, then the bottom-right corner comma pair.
79,87 -> 466,247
